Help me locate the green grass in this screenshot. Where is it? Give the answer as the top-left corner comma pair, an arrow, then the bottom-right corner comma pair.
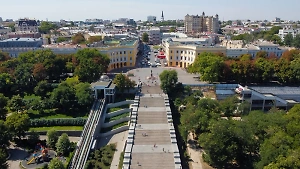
105,112 -> 130,123
29,126 -> 83,131
118,152 -> 124,169
107,104 -> 130,113
100,121 -> 128,133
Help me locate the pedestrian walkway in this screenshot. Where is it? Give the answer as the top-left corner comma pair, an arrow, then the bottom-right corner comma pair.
129,85 -> 179,169
187,133 -> 203,169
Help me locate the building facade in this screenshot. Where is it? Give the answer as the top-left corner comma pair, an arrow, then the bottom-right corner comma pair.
140,27 -> 162,45
185,12 -> 219,33
162,37 -> 226,68
0,38 -> 43,57
15,18 -> 39,32
278,28 -> 300,41
147,16 -> 157,23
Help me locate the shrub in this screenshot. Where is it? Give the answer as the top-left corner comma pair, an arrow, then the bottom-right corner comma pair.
30,118 -> 87,127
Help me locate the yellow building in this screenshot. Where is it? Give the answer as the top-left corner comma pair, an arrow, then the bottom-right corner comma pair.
163,38 -> 226,68
96,40 -> 139,71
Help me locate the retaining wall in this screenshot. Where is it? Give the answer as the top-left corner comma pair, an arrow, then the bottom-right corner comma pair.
102,117 -> 130,128
107,100 -> 134,108
99,125 -> 130,137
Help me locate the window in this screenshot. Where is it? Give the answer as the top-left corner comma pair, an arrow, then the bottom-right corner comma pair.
181,56 -> 183,60
198,53 -> 200,56
124,51 -> 126,54
130,57 -> 132,60
120,58 -> 122,61
120,51 -> 122,54
170,50 -> 173,53
185,57 -> 186,60
176,56 -> 178,60
116,52 -> 119,55
176,51 -> 179,53
130,51 -> 132,54
170,56 -> 172,59
181,51 -> 183,54
176,62 -> 178,66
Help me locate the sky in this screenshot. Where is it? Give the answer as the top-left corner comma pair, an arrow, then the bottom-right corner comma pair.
1,0 -> 300,22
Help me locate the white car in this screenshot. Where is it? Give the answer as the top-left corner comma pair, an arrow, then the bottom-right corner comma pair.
156,62 -> 161,66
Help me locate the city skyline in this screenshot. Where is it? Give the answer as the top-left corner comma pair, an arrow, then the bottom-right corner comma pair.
1,0 -> 300,21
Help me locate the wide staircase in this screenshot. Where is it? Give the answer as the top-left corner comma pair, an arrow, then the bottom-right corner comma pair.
128,85 -> 180,169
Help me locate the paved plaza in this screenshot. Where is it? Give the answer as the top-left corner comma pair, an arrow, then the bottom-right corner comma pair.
127,67 -> 204,86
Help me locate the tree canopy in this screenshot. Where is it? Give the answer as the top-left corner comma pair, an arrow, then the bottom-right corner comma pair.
142,33 -> 149,43
39,21 -> 58,34
159,70 -> 178,94
113,73 -> 136,94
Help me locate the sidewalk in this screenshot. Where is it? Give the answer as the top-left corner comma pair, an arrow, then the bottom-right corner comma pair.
187,133 -> 203,169
110,131 -> 128,169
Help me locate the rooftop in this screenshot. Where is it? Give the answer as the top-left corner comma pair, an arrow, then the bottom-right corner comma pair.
250,86 -> 300,96
2,38 -> 42,42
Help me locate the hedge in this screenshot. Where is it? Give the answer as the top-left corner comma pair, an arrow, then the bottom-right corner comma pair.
30,118 -> 87,127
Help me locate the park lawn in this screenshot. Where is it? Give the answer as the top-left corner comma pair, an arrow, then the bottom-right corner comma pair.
29,126 -> 84,131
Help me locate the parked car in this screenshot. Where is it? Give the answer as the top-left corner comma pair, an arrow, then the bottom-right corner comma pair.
156,62 -> 161,66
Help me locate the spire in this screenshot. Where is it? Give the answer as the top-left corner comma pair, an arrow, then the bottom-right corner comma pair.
161,11 -> 164,21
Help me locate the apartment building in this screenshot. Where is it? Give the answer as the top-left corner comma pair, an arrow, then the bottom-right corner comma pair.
185,12 -> 219,33
278,27 -> 300,41
162,37 -> 226,68
140,27 -> 162,45
15,18 -> 39,32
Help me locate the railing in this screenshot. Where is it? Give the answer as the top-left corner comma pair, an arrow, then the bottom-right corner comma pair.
69,99 -> 106,169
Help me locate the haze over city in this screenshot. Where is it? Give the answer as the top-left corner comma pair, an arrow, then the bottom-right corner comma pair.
1,0 -> 300,21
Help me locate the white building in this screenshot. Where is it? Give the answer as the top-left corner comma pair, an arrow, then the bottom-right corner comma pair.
222,40 -> 287,58
147,16 -> 157,23
278,28 -> 300,41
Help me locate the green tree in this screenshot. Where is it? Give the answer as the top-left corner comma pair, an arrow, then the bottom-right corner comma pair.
72,33 -> 85,44
0,73 -> 13,94
0,120 -> 11,148
88,36 -> 102,43
5,113 -> 30,139
284,33 -> 294,47
159,70 -> 178,94
56,133 -> 71,156
34,80 -> 53,98
50,82 -> 76,110
199,119 -> 256,168
74,82 -> 93,107
47,129 -> 59,149
142,32 -> 149,43
219,96 -> 239,117
48,157 -> 65,169
0,94 -> 8,120
292,34 -> 300,48
27,129 -> 40,144
0,148 -> 8,169
188,52 -> 224,82
74,49 -> 110,83
39,21 -> 58,34
56,37 -> 67,43
169,27 -> 176,32
113,73 -> 136,94
7,94 -> 25,112
8,23 -> 15,32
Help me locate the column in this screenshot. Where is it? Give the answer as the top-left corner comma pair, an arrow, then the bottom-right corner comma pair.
262,99 -> 265,111
94,89 -> 98,99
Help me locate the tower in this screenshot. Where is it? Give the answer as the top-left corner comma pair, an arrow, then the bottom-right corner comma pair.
161,11 -> 164,21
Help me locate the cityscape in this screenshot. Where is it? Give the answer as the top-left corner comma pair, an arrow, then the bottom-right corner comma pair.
0,1 -> 300,169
